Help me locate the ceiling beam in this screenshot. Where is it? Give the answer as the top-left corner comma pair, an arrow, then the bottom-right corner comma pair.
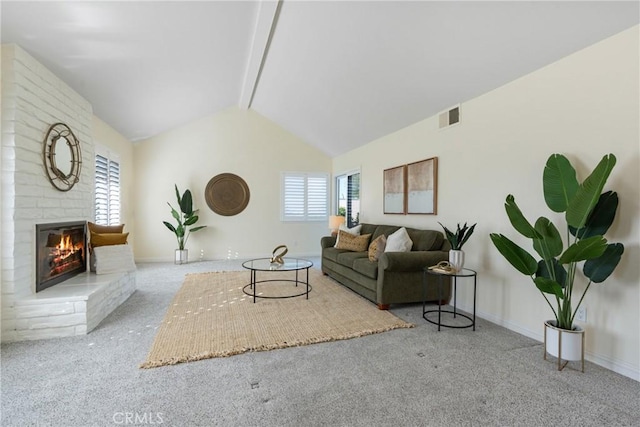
239,0 -> 281,110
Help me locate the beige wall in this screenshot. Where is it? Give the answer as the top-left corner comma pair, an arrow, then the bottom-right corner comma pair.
92,116 -> 136,249
333,26 -> 639,378
132,107 -> 331,262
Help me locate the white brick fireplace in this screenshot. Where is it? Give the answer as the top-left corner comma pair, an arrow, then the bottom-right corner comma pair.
1,45 -> 135,342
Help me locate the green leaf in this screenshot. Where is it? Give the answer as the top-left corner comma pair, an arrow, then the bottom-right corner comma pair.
174,184 -> 182,206
532,217 -> 563,260
184,215 -> 199,226
490,233 -> 538,275
168,203 -> 180,221
457,223 -> 476,248
566,154 -> 616,230
534,276 -> 564,299
180,189 -> 193,215
558,235 -> 608,264
189,225 -> 207,233
176,224 -> 185,238
536,259 -> 567,288
570,191 -> 618,239
584,243 -> 624,283
505,195 -> 541,239
543,154 -> 579,213
162,221 -> 176,233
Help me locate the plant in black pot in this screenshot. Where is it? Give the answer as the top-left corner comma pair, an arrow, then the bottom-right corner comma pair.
163,184 -> 207,264
438,222 -> 477,272
490,153 -> 624,371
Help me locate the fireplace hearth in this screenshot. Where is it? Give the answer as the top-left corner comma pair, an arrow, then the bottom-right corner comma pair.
36,221 -> 87,292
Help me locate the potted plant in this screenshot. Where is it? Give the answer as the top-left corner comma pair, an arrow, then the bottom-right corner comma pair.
163,184 -> 207,264
490,153 -> 624,370
438,222 -> 477,272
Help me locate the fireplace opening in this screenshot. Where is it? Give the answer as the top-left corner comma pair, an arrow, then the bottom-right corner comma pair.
36,221 -> 87,292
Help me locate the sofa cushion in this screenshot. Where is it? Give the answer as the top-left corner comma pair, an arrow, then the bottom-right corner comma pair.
352,258 -> 378,280
406,228 -> 444,251
368,234 -> 387,261
385,227 -> 412,252
336,251 -> 369,269
323,247 -> 346,262
335,231 -> 371,251
371,224 -> 401,241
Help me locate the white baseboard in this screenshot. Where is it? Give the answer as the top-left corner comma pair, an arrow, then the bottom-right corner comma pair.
456,304 -> 639,382
134,253 -> 322,265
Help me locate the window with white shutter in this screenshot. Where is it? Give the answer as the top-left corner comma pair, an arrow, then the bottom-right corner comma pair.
281,172 -> 328,221
94,148 -> 121,226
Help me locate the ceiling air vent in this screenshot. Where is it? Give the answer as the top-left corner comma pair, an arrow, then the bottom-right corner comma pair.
439,105 -> 460,129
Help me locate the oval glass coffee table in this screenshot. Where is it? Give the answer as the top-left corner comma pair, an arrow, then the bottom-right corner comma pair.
242,258 -> 313,303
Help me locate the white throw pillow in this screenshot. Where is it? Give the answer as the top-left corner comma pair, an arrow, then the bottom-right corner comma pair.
93,244 -> 136,275
384,227 -> 413,252
334,224 -> 362,247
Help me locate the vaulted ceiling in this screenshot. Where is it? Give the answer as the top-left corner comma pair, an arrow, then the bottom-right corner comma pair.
2,1 -> 638,157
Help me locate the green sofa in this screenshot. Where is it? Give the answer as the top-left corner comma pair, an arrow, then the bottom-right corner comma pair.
321,223 -> 451,309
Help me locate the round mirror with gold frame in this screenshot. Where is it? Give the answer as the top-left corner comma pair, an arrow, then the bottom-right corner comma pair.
43,122 -> 82,191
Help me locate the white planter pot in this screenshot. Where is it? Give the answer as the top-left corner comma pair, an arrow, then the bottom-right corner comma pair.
448,249 -> 465,273
544,320 -> 585,372
175,249 -> 188,265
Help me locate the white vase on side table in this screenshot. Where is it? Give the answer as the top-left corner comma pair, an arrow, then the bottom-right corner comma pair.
448,249 -> 465,273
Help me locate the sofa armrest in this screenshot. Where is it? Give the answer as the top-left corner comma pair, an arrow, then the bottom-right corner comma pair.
378,251 -> 449,272
321,235 -> 337,249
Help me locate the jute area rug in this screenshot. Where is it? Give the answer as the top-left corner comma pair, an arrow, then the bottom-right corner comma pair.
140,269 -> 413,368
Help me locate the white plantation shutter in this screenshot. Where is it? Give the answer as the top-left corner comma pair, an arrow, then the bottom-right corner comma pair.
95,151 -> 120,225
281,172 -> 328,221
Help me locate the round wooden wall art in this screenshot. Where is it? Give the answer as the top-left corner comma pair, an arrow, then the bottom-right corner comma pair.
205,173 -> 250,216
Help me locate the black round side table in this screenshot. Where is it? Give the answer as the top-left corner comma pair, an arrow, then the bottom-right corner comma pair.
423,267 -> 477,331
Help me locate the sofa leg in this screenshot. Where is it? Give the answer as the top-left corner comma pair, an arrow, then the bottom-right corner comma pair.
377,304 -> 390,310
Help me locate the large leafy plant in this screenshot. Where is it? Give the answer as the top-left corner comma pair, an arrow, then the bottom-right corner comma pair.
163,185 -> 207,250
490,154 -> 624,331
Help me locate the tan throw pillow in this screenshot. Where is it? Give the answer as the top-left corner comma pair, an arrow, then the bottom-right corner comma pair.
334,224 -> 362,247
335,231 -> 371,252
91,232 -> 129,248
368,235 -> 387,261
88,222 -> 125,234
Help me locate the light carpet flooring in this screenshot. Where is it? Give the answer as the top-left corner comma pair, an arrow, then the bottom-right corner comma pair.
2,259 -> 639,427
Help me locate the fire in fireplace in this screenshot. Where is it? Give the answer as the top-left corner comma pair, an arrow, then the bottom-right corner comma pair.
36,221 -> 87,292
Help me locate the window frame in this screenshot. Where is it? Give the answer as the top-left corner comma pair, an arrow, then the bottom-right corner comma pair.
280,171 -> 329,222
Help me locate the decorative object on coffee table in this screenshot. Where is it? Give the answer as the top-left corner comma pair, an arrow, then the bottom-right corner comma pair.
439,222 -> 477,273
163,184 -> 207,264
205,173 -> 250,216
269,245 -> 288,264
42,122 -> 82,191
490,153 -> 624,372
